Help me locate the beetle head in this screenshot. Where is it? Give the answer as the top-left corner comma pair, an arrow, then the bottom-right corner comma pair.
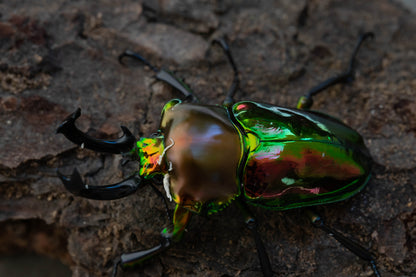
133,136 -> 167,178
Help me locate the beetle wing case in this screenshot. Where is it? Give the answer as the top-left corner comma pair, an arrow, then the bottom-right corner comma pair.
232,101 -> 372,210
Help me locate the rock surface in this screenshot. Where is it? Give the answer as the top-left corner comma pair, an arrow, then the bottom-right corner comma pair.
1,0 -> 415,276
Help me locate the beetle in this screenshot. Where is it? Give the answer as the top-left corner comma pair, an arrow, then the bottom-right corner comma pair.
57,32 -> 380,276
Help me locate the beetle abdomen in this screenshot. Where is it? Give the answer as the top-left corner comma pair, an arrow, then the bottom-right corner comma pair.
232,101 -> 372,210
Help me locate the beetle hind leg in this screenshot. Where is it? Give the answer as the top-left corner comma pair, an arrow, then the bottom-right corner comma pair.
306,209 -> 381,277
297,32 -> 374,110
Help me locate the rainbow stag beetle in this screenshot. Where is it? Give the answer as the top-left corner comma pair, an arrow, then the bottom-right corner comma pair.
57,32 -> 381,276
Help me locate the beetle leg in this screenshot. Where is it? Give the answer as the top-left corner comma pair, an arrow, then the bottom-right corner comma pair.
211,38 -> 240,107
236,200 -> 273,277
56,108 -> 136,154
113,205 -> 191,276
306,209 -> 381,277
119,50 -> 198,102
57,169 -> 142,200
149,181 -> 172,222
297,32 -> 374,110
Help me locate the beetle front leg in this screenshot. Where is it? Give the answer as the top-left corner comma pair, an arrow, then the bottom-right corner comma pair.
306,209 -> 381,277
113,205 -> 191,276
119,51 -> 198,102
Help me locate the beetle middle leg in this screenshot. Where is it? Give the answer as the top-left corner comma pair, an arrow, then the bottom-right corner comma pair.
211,38 -> 240,106
236,200 -> 273,277
297,32 -> 374,110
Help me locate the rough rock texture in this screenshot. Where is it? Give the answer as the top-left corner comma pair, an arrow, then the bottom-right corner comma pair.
1,0 -> 415,276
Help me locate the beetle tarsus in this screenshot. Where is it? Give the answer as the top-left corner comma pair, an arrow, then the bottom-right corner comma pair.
347,32 -> 375,76
119,50 -> 159,72
155,69 -> 197,102
57,169 -> 143,200
306,209 -> 381,276
119,50 -> 198,102
370,260 -> 382,277
56,108 -> 136,154
247,219 -> 273,277
117,237 -> 171,271
112,258 -> 121,277
297,32 -> 374,110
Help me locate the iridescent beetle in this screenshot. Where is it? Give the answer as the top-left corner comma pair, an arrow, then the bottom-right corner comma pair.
57,33 -> 380,277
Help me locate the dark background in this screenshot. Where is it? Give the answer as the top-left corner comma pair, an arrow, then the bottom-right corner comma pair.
1,0 -> 415,276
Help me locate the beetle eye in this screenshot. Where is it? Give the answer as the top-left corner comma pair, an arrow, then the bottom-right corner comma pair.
150,131 -> 162,138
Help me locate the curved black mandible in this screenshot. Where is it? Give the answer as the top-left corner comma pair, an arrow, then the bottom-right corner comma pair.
56,108 -> 136,154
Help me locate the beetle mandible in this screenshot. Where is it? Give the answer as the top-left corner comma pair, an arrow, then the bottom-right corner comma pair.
57,32 -> 380,276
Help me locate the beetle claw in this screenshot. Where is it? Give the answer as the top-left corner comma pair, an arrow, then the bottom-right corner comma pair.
57,108 -> 136,154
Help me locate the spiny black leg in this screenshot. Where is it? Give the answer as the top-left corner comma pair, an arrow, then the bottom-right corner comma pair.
306,210 -> 381,277
236,200 -> 273,277
297,32 -> 374,109
112,237 -> 171,277
112,205 -> 191,276
57,169 -> 142,200
149,181 -> 172,222
112,259 -> 120,277
212,39 -> 240,106
56,108 -> 136,154
119,50 -> 197,102
119,50 -> 159,72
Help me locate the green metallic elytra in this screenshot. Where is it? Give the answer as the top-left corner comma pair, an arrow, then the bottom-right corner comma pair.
232,101 -> 371,210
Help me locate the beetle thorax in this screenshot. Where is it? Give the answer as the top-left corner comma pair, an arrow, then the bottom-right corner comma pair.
159,102 -> 242,214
